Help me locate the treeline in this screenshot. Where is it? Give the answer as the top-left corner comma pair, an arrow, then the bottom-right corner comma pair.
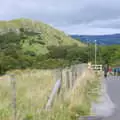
0,31 -> 89,75
87,43 -> 120,66
0,31 -> 120,74
99,45 -> 120,66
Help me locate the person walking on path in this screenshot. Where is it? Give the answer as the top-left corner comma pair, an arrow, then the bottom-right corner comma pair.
103,64 -> 109,78
108,66 -> 113,76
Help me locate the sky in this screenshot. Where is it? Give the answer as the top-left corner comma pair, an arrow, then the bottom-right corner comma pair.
0,0 -> 120,35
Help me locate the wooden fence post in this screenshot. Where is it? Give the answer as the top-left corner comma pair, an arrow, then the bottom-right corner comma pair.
58,68 -> 63,95
71,68 -> 74,87
71,66 -> 76,86
66,70 -> 70,89
10,74 -> 17,120
45,79 -> 61,110
69,70 -> 73,88
75,67 -> 78,79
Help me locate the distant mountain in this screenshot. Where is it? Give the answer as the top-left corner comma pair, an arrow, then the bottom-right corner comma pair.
71,34 -> 120,45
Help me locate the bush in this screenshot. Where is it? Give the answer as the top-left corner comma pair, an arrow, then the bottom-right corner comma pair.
47,46 -> 67,59
32,59 -> 70,69
0,43 -> 89,74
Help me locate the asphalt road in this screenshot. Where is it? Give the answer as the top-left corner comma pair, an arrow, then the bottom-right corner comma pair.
103,76 -> 120,120
79,76 -> 120,120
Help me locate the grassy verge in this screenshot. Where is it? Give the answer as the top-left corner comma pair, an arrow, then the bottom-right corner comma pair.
0,69 -> 101,120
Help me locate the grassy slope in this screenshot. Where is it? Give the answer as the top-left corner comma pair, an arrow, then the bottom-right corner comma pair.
0,18 -> 84,54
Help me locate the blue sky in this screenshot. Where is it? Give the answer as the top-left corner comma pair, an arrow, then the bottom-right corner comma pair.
1,0 -> 120,35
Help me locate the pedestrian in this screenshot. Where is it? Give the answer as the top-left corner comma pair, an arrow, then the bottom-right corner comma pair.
114,68 -> 116,76
108,66 -> 113,76
103,64 -> 109,78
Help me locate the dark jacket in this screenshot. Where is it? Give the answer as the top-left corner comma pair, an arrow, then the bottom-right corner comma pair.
103,64 -> 109,73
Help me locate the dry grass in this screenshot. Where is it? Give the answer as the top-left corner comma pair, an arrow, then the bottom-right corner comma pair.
0,69 -> 56,120
0,68 -> 101,120
65,70 -> 100,116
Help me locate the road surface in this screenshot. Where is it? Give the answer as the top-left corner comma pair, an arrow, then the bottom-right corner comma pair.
103,76 -> 120,120
79,76 -> 120,120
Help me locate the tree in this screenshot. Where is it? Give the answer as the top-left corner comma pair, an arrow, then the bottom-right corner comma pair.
47,46 -> 67,59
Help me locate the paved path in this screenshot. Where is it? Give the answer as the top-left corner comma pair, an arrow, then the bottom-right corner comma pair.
79,76 -> 120,120
102,76 -> 120,120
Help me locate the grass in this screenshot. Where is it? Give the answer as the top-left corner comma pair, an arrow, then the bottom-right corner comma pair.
0,67 -> 101,120
0,69 -> 56,120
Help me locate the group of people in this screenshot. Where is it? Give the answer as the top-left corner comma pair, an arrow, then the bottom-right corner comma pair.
88,62 -> 119,78
103,64 -> 118,78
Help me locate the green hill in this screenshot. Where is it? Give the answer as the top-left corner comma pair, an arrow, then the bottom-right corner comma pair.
0,18 -> 87,74
0,18 -> 84,55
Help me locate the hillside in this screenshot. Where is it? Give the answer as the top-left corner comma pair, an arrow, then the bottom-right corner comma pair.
0,18 -> 84,54
0,18 -> 87,74
71,34 -> 120,45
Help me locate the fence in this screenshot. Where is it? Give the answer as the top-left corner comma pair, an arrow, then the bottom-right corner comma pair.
91,64 -> 103,71
45,64 -> 87,110
0,64 -> 88,120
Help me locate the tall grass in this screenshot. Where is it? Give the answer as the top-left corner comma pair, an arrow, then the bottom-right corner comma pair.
0,68 -> 101,120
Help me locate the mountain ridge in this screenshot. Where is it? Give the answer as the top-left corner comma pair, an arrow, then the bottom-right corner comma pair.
71,34 -> 120,45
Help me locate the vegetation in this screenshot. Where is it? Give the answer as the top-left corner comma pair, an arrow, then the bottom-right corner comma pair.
0,34 -> 87,75
0,68 -> 100,120
100,45 -> 120,66
85,43 -> 120,67
0,19 -> 87,75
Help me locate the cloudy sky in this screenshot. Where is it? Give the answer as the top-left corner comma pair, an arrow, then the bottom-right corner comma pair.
1,0 -> 120,35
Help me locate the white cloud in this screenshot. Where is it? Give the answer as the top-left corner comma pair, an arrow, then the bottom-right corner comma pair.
57,24 -> 120,35
0,0 -> 120,34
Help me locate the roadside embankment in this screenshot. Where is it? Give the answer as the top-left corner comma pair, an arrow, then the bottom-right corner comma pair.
0,64 -> 101,120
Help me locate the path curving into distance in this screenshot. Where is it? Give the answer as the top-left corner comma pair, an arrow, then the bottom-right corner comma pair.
80,76 -> 120,120
102,76 -> 120,120
91,76 -> 120,120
